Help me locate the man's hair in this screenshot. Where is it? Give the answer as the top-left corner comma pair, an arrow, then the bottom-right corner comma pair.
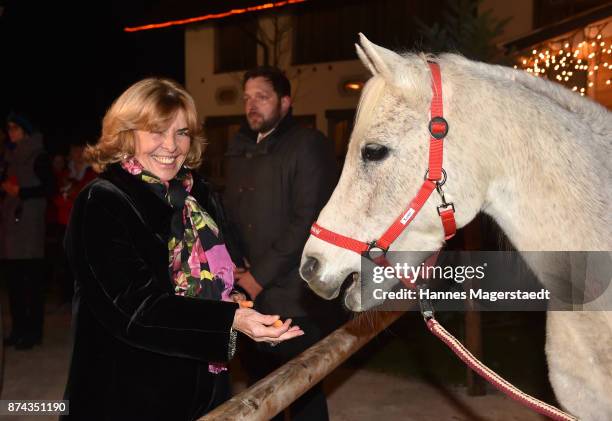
243,66 -> 291,98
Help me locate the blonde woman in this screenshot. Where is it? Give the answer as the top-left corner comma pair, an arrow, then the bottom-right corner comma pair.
61,78 -> 303,421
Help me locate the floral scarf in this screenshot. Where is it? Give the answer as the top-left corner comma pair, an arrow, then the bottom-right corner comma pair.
122,159 -> 235,373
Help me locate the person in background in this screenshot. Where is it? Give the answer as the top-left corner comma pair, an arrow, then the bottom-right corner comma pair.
45,152 -> 67,309
56,143 -> 97,224
224,66 -> 338,421
1,112 -> 53,350
52,153 -> 66,174
52,142 -> 96,305
46,152 -> 67,226
61,78 -> 304,421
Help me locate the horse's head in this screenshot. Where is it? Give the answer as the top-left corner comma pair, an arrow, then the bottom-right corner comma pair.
301,34 -> 491,311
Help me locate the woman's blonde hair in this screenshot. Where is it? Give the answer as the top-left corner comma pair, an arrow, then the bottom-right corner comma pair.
86,78 -> 204,172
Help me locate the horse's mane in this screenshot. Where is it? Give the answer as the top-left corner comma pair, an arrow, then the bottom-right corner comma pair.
440,54 -> 611,138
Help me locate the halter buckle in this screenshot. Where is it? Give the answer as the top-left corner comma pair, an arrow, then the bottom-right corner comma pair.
424,168 -> 447,185
428,116 -> 449,139
437,202 -> 455,215
366,242 -> 388,260
434,179 -> 455,215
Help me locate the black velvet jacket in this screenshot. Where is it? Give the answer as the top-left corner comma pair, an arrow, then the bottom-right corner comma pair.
61,164 -> 238,421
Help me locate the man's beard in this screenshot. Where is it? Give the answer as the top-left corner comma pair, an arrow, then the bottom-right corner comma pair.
247,104 -> 282,133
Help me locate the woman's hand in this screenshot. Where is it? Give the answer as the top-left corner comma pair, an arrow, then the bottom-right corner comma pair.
232,308 -> 304,345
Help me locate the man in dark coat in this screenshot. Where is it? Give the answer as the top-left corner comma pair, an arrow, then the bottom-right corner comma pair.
224,66 -> 338,421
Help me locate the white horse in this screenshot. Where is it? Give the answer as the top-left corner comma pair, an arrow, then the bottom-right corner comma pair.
300,34 -> 612,420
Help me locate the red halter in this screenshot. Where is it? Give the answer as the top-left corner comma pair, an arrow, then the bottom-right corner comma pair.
310,62 -> 456,258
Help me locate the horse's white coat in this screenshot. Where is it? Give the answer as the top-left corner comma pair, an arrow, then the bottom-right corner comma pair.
301,34 -> 612,419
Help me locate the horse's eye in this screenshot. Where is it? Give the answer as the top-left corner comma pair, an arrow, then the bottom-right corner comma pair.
361,143 -> 389,162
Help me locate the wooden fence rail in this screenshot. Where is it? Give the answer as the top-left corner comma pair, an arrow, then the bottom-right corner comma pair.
200,311 -> 404,421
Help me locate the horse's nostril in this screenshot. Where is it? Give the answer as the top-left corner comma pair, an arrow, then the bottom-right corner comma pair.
300,256 -> 320,280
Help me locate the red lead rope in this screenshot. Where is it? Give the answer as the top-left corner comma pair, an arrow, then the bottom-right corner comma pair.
426,319 -> 578,421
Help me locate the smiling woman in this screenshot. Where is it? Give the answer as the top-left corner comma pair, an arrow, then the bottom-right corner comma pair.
85,78 -> 203,175
61,78 -> 304,421
133,111 -> 191,181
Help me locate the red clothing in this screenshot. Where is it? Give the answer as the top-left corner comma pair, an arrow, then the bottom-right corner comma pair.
53,167 -> 96,226
46,168 -> 68,224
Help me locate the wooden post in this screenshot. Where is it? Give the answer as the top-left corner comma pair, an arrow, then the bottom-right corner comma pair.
463,214 -> 486,396
464,310 -> 486,395
200,311 -> 405,421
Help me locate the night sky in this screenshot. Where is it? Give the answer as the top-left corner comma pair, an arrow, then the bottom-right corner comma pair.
1,0 -> 185,153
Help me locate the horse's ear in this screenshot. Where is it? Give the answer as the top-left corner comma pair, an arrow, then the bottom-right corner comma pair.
356,43 -> 376,76
357,33 -> 403,79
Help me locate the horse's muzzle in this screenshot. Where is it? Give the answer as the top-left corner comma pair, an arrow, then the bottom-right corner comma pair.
300,255 -> 342,300
300,256 -> 320,281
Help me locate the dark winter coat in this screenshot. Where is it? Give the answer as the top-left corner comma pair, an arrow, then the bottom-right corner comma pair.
1,133 -> 51,259
61,164 -> 238,421
224,112 -> 338,317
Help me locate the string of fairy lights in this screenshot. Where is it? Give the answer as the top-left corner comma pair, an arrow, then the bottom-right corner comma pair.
514,19 -> 612,97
